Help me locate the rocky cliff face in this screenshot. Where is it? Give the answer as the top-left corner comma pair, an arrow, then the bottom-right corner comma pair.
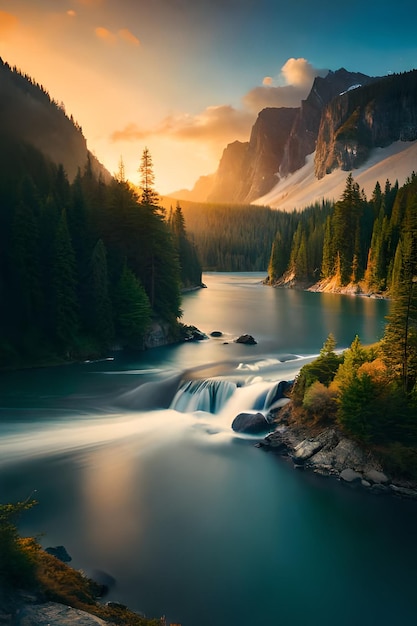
280,69 -> 374,176
208,108 -> 299,203
205,69 -> 374,204
314,70 -> 417,178
207,140 -> 249,202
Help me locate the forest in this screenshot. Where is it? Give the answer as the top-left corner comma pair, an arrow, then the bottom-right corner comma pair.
266,172 -> 417,296
168,172 -> 417,478
160,197 -> 300,272
0,138 -> 201,368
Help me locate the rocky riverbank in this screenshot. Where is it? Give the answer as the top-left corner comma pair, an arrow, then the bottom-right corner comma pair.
267,273 -> 388,298
259,405 -> 417,500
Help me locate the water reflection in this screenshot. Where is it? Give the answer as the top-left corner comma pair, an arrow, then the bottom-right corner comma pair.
81,444 -> 145,554
1,273 -> 405,626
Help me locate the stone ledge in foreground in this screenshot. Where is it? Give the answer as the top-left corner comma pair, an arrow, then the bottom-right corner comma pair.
16,602 -> 113,626
261,416 -> 417,500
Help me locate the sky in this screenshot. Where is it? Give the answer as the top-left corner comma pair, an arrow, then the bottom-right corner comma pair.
1,0 -> 417,194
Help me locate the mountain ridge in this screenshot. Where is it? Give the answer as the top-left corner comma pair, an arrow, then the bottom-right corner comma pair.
0,58 -> 110,182
172,69 -> 417,210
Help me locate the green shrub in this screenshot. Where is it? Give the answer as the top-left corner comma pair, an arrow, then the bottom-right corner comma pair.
0,499 -> 38,589
292,334 -> 343,405
302,381 -> 338,424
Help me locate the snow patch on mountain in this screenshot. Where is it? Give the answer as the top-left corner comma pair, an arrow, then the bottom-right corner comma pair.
254,140 -> 417,211
339,83 -> 362,95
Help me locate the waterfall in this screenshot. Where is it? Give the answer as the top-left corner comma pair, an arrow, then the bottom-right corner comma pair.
170,376 -> 292,416
170,378 -> 237,413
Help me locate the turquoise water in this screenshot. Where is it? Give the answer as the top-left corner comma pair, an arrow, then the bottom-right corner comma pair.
1,273 -> 416,626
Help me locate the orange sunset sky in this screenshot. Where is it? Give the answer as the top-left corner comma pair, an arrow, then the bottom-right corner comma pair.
1,0 -> 416,193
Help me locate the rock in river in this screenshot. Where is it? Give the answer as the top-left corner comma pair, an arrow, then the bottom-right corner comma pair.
232,412 -> 269,434
235,334 -> 257,345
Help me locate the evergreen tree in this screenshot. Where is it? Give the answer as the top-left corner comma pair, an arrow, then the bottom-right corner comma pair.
138,147 -> 160,208
333,335 -> 370,390
10,190 -> 42,332
321,216 -> 334,278
85,239 -> 114,347
114,263 -> 152,347
51,209 -> 79,353
170,202 -> 202,288
331,174 -> 364,285
382,193 -> 417,392
267,232 -> 287,282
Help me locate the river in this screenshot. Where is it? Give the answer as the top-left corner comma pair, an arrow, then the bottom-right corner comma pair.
1,273 -> 416,626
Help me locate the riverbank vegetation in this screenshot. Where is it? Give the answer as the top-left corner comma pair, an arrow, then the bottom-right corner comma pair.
170,169 -> 417,303
0,138 -> 202,369
267,171 -> 417,295
291,300 -> 417,479
0,500 -> 161,625
286,170 -> 417,479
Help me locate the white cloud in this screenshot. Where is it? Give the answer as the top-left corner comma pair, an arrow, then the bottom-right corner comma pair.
111,58 -> 328,156
243,58 -> 328,112
111,104 -> 254,150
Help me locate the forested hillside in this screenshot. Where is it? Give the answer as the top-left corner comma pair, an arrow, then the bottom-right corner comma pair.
267,171 -> 417,295
161,197 -> 301,271
0,58 -> 109,182
0,138 -> 201,368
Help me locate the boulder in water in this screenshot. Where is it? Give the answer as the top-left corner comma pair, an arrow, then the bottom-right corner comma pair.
232,412 -> 269,433
235,334 -> 257,345
210,330 -> 223,337
179,324 -> 208,341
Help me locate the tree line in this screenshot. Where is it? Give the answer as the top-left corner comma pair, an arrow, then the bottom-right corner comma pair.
0,138 -> 201,368
161,198 -> 301,272
267,172 -> 417,296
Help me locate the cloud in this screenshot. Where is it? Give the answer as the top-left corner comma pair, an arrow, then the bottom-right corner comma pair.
160,105 -> 253,142
95,26 -> 117,43
118,28 -> 140,47
111,105 -> 254,149
243,58 -> 328,113
281,57 -> 319,87
111,123 -> 148,142
0,11 -> 18,37
111,58 -> 327,155
67,10 -> 77,17
95,26 -> 140,46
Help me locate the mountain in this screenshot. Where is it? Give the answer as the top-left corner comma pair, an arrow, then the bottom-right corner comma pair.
314,70 -> 417,178
208,107 -> 299,203
255,139 -> 417,210
0,58 -> 110,181
176,69 -> 417,210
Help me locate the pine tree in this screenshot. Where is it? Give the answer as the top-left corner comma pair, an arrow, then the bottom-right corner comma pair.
321,216 -> 334,278
268,232 -> 287,283
331,174 -> 364,285
382,194 -> 417,392
51,209 -> 79,353
114,262 -> 152,347
170,202 -> 202,288
138,147 -> 159,207
86,239 -> 114,347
